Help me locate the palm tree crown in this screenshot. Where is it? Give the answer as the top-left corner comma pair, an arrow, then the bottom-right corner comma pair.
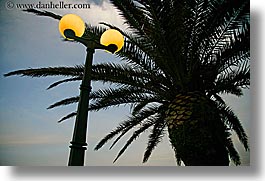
5,0 -> 249,165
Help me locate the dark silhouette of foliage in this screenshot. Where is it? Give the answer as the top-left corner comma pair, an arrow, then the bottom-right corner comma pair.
5,0 -> 249,165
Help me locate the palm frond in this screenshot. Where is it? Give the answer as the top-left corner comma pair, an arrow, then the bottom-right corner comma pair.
109,106 -> 164,150
215,23 -> 250,75
94,106 -> 160,150
225,134 -> 241,165
176,153 -> 182,166
89,92 -> 160,112
88,85 -> 159,111
91,63 -> 170,95
113,118 -> 156,163
214,63 -> 250,96
109,0 -> 151,36
89,85 -> 152,100
58,112 -> 77,123
198,0 -> 249,61
218,103 -> 249,151
4,65 -> 84,78
199,23 -> 249,91
143,115 -> 166,163
23,9 -> 62,20
47,96 -> 79,109
119,39 -> 157,72
132,100 -> 155,116
47,77 -> 82,90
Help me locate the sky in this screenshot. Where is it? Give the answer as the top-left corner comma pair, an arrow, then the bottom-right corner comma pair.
0,0 -> 250,166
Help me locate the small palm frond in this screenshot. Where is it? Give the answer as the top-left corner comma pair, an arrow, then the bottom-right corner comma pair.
47,77 -> 82,90
143,115 -> 166,163
218,103 -> 249,151
23,9 -> 62,20
91,63 -> 169,95
119,40 -> 157,73
214,63 -> 250,96
215,24 -> 250,75
89,86 -> 163,113
201,25 -> 250,91
131,100 -> 155,116
113,117 -> 156,163
109,0 -> 149,35
94,106 -> 160,150
199,0 -> 249,63
89,92 -> 159,112
83,23 -> 106,42
225,134 -> 241,165
47,96 -> 79,109
176,153 -> 182,166
109,106 -> 164,151
89,85 -> 152,100
58,112 -> 77,123
4,65 -> 84,78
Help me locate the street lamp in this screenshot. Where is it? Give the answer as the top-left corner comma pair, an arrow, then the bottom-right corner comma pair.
59,14 -> 124,166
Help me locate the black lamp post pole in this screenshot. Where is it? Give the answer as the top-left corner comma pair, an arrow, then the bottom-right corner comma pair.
68,45 -> 95,166
63,29 -> 117,166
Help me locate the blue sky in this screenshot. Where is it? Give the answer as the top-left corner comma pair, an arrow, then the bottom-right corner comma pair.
0,0 -> 250,166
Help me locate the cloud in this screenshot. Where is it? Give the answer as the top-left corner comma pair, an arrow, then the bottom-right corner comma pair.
0,134 -> 69,145
47,0 -> 127,30
79,0 -> 127,30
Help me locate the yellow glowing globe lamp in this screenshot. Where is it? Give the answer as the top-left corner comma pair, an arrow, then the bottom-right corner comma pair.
59,14 -> 85,39
100,29 -> 124,52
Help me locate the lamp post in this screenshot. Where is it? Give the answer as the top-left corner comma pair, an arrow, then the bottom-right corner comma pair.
58,14 -> 124,166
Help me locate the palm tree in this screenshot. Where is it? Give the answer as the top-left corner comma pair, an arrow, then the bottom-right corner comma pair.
4,0 -> 249,166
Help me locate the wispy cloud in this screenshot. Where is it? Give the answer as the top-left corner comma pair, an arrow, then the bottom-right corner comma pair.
0,134 -> 69,145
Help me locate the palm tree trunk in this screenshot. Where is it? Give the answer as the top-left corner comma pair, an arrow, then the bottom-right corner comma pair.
166,92 -> 229,166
